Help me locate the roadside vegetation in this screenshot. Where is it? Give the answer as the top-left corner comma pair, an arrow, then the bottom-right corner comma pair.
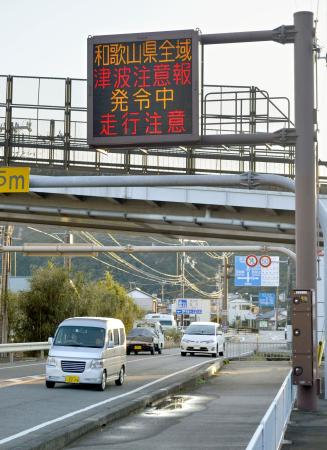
7,262 -> 143,342
164,328 -> 182,347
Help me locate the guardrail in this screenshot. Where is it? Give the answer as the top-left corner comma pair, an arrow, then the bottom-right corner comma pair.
0,342 -> 49,363
246,369 -> 296,450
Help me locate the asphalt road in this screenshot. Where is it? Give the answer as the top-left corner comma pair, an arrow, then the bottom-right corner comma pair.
0,331 -> 288,448
0,348 -> 220,448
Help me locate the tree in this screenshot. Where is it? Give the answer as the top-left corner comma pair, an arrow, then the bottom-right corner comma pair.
9,265 -> 143,342
17,263 -> 77,341
77,272 -> 143,332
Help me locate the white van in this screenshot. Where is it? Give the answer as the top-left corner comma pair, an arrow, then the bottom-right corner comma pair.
45,317 -> 126,391
180,321 -> 225,357
144,313 -> 177,331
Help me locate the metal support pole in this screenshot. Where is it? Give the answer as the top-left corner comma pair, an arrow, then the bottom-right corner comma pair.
64,78 -> 71,170
294,11 -> 318,411
222,255 -> 229,326
318,201 -> 327,400
4,76 -> 13,166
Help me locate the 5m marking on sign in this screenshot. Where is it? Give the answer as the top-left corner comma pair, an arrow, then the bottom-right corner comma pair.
0,167 -> 30,193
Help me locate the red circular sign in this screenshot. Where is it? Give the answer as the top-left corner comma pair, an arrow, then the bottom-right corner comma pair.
246,254 -> 258,267
259,255 -> 272,268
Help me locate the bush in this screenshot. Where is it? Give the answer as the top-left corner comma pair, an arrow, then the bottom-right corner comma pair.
164,328 -> 182,347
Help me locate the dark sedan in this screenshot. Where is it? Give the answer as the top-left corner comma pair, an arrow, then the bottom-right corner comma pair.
126,328 -> 157,355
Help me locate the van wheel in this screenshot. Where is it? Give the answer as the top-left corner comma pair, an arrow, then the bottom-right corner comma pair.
219,344 -> 225,357
46,380 -> 55,388
212,347 -> 218,358
150,346 -> 155,355
115,367 -> 125,386
181,352 -> 186,356
157,346 -> 162,354
97,371 -> 107,391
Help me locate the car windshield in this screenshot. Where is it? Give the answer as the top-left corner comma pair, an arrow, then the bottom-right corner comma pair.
128,328 -> 154,337
159,320 -> 172,326
184,324 -> 215,336
54,326 -> 106,348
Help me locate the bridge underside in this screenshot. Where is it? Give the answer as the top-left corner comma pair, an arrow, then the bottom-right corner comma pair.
0,185 -> 296,245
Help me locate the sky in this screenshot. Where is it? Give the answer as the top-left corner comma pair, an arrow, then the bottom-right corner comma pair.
1,0 -> 326,161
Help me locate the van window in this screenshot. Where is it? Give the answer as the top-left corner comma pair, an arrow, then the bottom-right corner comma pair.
113,329 -> 120,346
54,326 -> 105,348
108,330 -> 113,343
119,328 -> 125,345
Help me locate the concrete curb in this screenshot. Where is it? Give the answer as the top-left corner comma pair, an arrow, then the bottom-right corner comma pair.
11,359 -> 224,450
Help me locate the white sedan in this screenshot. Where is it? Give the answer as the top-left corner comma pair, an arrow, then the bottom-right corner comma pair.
180,322 -> 225,357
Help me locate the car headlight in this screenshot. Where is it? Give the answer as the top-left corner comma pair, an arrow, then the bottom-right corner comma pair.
46,356 -> 57,367
90,359 -> 103,369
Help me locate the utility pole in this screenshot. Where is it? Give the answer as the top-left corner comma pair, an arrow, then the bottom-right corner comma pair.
0,224 -> 13,344
64,231 -> 73,271
161,282 -> 165,302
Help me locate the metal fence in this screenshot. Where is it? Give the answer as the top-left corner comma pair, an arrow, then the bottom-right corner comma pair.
246,369 -> 296,450
226,340 -> 291,361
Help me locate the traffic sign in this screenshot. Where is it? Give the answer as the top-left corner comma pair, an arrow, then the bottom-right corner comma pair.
177,299 -> 188,308
176,309 -> 202,315
235,256 -> 261,286
235,256 -> 279,287
259,292 -> 275,307
246,254 -> 258,267
0,167 -> 30,193
259,255 -> 271,268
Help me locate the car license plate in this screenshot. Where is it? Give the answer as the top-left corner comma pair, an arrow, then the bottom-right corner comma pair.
65,375 -> 79,383
134,345 -> 142,350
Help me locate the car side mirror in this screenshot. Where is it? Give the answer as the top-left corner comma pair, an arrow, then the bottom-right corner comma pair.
48,337 -> 53,345
108,340 -> 114,348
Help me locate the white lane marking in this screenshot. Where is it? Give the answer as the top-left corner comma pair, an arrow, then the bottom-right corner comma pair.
0,362 -> 45,371
127,352 -> 179,364
0,359 -> 214,445
6,375 -> 44,382
0,375 -> 45,388
0,353 -> 179,386
0,351 -> 178,371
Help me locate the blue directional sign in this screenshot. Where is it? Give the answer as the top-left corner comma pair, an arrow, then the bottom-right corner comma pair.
176,309 -> 202,315
259,292 -> 276,307
234,256 -> 261,286
234,256 -> 279,287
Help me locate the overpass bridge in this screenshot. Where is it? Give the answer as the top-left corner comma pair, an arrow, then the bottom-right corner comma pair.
0,183 -> 298,244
